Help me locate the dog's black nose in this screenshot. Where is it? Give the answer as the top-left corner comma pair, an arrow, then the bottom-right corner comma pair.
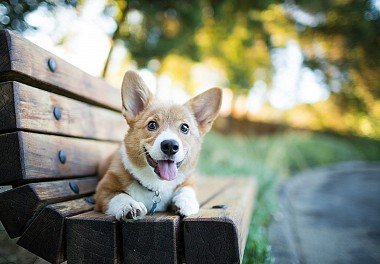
161,140 -> 179,156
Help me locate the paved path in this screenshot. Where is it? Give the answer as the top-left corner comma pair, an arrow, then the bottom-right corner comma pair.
269,161 -> 380,264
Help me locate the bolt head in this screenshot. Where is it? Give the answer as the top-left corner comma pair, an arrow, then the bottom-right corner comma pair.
58,150 -> 67,164
69,182 -> 80,194
48,58 -> 57,72
212,204 -> 227,209
53,107 -> 62,120
84,197 -> 95,204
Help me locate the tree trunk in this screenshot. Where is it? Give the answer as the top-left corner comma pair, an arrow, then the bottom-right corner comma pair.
102,2 -> 129,78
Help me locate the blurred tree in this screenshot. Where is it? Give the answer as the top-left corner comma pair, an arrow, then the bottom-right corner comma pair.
102,0 -> 203,77
193,0 -> 379,136
0,0 -> 79,32
1,0 -> 379,136
196,0 -> 295,93
287,0 -> 380,136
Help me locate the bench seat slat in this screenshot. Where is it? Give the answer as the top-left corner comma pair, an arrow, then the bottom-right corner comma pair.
183,177 -> 257,264
0,177 -> 97,238
0,81 -> 125,141
67,211 -> 182,264
122,214 -> 180,264
66,211 -> 122,264
122,178 -> 234,264
17,196 -> 95,264
195,177 -> 234,207
0,30 -> 121,111
65,177 -> 236,264
0,131 -> 118,185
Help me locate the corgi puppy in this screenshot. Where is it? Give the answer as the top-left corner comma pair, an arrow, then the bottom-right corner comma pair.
95,71 -> 222,220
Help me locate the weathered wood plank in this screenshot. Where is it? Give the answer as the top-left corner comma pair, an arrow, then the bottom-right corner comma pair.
195,177 -> 233,206
0,132 -> 23,184
0,29 -> 121,110
67,211 -> 181,264
66,211 -> 121,264
198,178 -> 257,263
0,81 -> 126,141
0,81 -> 16,130
0,131 -> 118,185
122,213 -> 180,264
66,177 -> 233,264
183,177 -> 257,264
0,177 -> 97,238
17,196 -> 95,264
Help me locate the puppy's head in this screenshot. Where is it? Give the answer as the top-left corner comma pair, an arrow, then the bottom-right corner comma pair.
121,71 -> 222,183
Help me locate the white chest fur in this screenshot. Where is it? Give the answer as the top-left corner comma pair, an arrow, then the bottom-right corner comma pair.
107,144 -> 200,219
119,143 -> 187,212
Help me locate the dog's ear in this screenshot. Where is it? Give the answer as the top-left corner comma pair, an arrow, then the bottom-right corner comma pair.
121,71 -> 153,120
185,88 -> 222,135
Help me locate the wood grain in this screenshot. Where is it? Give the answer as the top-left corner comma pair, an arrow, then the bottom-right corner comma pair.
17,197 -> 95,264
122,213 -> 180,264
183,177 -> 258,264
0,81 -> 126,141
66,211 -> 182,264
0,132 -> 23,184
66,211 -> 121,264
195,177 -> 234,206
0,29 -> 121,111
0,177 -> 97,238
65,177 -> 235,264
0,29 -> 260,264
0,81 -> 16,131
0,131 -> 118,185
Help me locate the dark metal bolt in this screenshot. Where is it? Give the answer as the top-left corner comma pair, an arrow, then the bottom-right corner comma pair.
69,182 -> 79,194
212,204 -> 227,209
53,107 -> 62,120
84,197 -> 95,205
58,150 -> 67,164
47,58 -> 57,72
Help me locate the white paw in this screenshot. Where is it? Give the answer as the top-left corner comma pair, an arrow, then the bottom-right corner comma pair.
172,187 -> 200,216
106,193 -> 147,220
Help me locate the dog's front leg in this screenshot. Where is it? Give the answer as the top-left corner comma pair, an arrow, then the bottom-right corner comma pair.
106,193 -> 147,220
172,186 -> 200,216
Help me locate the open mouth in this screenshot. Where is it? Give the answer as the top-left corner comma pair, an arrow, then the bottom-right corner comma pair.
144,148 -> 183,181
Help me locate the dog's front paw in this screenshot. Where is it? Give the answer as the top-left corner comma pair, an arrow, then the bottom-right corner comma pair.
173,197 -> 199,216
172,187 -> 199,216
106,193 -> 147,220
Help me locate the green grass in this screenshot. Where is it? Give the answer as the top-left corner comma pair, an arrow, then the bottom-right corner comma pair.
197,131 -> 380,264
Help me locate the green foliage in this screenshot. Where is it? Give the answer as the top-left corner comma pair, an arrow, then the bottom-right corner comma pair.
198,131 -> 373,178
198,131 -> 380,263
116,0 -> 379,135
293,0 -> 380,128
106,0 -> 203,67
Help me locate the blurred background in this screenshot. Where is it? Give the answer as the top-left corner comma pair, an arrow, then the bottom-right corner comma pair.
0,0 -> 379,263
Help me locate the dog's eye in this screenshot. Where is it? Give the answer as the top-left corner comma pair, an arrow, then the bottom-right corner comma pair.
180,123 -> 189,134
147,121 -> 158,131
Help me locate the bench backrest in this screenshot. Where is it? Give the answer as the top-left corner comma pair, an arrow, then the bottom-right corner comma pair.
0,29 -> 125,261
0,29 -> 125,186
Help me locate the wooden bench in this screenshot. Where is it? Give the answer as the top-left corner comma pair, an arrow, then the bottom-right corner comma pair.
0,29 -> 257,264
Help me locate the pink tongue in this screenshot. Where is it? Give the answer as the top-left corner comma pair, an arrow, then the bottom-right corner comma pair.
157,161 -> 178,181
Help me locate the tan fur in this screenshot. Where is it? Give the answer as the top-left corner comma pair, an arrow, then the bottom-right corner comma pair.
95,152 -> 134,212
95,71 -> 222,215
97,152 -> 114,180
